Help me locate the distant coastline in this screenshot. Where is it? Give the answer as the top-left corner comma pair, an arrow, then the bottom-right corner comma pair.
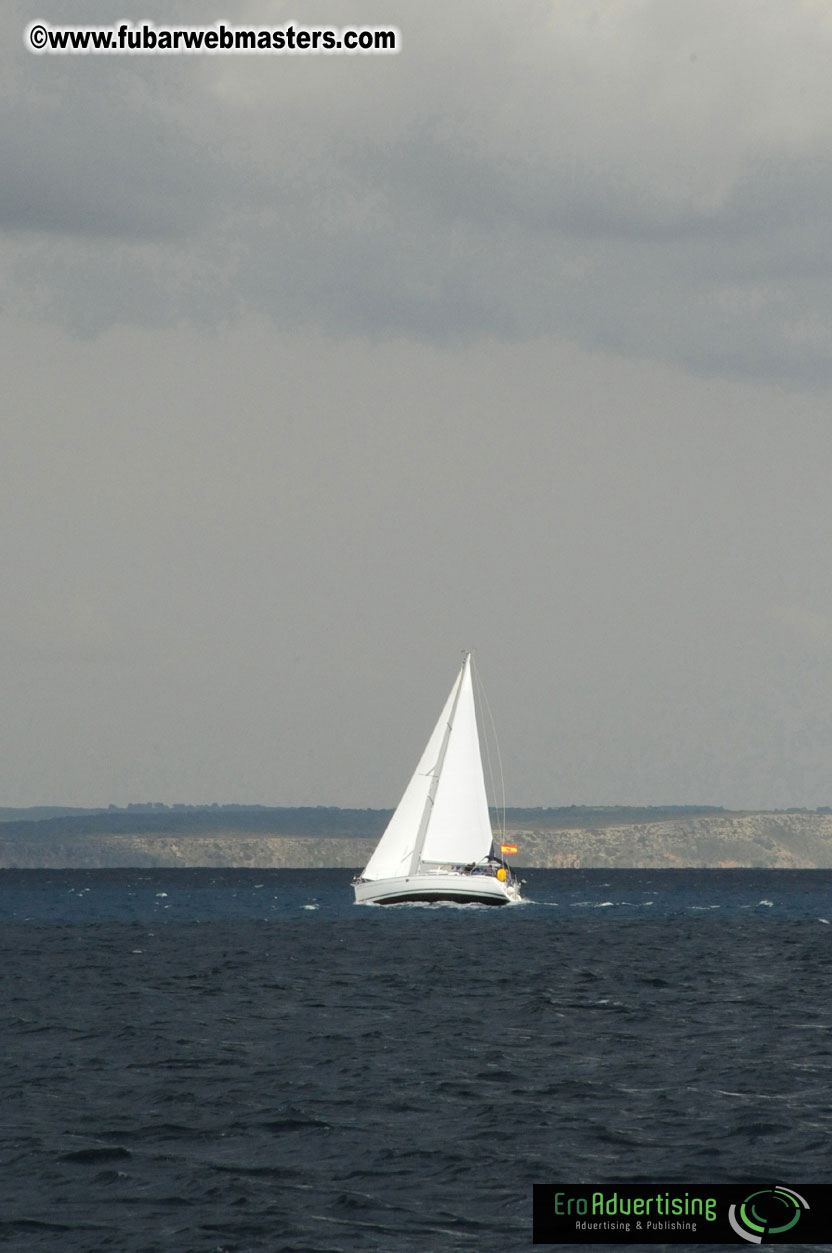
2,805 -> 832,869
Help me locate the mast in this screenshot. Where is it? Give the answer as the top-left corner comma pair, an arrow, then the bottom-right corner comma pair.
407,652 -> 471,876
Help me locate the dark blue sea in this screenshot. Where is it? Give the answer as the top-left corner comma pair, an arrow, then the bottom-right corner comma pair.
1,869 -> 830,1251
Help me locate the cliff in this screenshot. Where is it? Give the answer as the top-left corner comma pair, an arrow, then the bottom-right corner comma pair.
2,807 -> 832,868
504,810 -> 832,868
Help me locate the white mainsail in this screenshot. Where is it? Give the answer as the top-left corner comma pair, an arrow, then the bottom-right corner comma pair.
360,654 -> 493,882
419,656 -> 493,866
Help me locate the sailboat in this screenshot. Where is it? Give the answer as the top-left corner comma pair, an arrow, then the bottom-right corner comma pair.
353,653 -> 521,906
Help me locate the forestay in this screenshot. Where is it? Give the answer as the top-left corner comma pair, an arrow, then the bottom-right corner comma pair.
360,673 -> 460,881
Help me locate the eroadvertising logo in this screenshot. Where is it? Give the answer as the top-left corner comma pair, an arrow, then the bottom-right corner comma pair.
533,1184 -> 829,1244
727,1187 -> 810,1244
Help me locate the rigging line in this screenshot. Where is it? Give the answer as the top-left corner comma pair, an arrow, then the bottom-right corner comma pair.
472,655 -> 506,849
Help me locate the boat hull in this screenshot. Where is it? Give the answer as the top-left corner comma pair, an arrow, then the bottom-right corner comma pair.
354,872 -> 518,907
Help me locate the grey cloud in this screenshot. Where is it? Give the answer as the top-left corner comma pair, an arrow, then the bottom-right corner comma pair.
6,0 -> 832,383
2,78 -> 217,241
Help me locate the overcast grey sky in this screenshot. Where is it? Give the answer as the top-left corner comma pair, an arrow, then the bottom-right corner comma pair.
3,0 -> 832,809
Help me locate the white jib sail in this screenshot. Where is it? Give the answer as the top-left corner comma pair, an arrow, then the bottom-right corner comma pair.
360,665 -> 463,882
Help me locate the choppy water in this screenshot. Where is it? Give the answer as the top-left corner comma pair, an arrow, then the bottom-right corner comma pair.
1,869 -> 830,1251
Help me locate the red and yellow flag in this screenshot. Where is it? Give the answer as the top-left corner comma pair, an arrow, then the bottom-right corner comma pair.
500,843 -> 518,855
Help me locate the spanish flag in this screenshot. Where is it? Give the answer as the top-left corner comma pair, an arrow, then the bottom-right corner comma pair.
500,843 -> 518,855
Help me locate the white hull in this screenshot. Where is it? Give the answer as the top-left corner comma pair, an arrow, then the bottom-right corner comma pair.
354,869 -> 519,906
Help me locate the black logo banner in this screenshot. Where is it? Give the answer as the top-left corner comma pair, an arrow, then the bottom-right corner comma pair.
533,1184 -> 829,1244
